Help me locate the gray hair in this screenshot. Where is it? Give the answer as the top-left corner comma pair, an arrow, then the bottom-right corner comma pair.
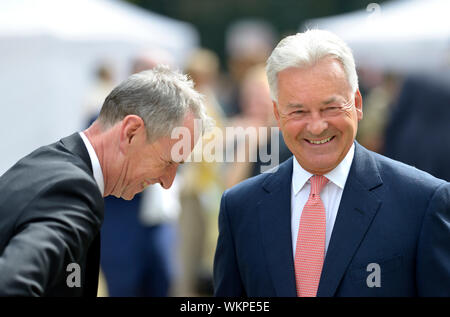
266,29 -> 359,102
98,65 -> 212,142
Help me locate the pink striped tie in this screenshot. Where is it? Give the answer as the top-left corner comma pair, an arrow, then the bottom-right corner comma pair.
295,175 -> 328,297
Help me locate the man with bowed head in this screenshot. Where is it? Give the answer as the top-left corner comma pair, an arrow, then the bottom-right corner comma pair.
0,65 -> 211,296
213,29 -> 450,297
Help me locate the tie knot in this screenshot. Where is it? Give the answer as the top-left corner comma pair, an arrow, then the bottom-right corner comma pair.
310,175 -> 328,197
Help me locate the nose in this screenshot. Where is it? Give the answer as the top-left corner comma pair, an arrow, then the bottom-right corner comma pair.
306,112 -> 328,136
159,164 -> 178,189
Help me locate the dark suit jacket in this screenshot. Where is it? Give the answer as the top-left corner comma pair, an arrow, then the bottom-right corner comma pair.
0,133 -> 104,296
214,142 -> 450,296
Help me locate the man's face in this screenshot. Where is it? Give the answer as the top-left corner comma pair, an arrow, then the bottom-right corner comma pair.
113,112 -> 198,200
273,57 -> 363,175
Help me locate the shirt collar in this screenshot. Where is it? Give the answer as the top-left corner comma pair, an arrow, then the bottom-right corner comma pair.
79,132 -> 105,196
292,143 -> 355,195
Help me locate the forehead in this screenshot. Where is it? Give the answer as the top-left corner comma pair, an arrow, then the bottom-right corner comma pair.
277,57 -> 351,103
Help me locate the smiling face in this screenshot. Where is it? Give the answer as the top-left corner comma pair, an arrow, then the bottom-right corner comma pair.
273,56 -> 363,175
110,112 -> 198,200
117,136 -> 179,200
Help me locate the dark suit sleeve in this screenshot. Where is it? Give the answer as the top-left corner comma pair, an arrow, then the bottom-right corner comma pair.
213,191 -> 245,296
0,177 -> 103,296
416,182 -> 450,296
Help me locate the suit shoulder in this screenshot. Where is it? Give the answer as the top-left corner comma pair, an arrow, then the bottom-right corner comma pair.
223,157 -> 292,204
225,172 -> 270,197
0,142 -> 102,216
370,149 -> 446,190
8,141 -> 95,184
0,141 -> 104,254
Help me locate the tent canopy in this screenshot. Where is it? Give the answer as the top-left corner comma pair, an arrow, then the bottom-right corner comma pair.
0,0 -> 198,64
304,0 -> 450,73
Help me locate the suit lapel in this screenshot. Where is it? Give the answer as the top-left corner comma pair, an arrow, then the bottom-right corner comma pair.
317,142 -> 383,297
258,157 -> 297,297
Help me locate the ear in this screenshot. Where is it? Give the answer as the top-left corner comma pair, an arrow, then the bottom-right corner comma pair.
354,89 -> 363,121
119,115 -> 146,153
273,101 -> 281,127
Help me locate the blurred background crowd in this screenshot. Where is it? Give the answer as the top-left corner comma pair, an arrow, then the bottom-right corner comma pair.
0,0 -> 449,297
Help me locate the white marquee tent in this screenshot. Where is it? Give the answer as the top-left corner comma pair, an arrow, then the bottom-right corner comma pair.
304,0 -> 450,74
0,0 -> 198,175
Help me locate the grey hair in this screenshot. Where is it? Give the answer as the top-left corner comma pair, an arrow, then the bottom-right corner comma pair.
266,29 -> 359,102
98,65 -> 212,142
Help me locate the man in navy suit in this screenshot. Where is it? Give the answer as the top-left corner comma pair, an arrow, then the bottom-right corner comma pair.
213,30 -> 450,297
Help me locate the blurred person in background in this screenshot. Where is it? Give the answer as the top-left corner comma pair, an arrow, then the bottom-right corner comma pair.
226,64 -> 291,188
99,49 -> 184,297
214,29 -> 450,297
384,73 -> 450,182
83,62 -> 118,124
356,69 -> 401,154
175,48 -> 227,296
219,19 -> 277,118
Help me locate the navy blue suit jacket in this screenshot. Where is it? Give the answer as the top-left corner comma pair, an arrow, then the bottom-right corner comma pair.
214,142 -> 450,296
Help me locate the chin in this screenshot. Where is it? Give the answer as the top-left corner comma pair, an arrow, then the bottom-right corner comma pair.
120,190 -> 137,201
124,193 -> 137,201
301,159 -> 339,175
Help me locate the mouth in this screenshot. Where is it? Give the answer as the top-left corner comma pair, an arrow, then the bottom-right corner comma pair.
305,136 -> 335,145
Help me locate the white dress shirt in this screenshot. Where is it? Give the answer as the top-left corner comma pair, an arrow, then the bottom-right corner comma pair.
79,132 -> 104,196
291,143 -> 355,259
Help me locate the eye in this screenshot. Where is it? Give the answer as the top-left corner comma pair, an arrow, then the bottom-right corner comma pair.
323,106 -> 340,113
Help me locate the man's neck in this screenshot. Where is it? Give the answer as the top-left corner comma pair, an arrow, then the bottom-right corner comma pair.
83,121 -> 110,197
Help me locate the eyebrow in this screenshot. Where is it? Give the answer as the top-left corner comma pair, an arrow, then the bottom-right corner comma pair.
323,96 -> 338,105
285,97 -> 341,109
286,103 -> 305,109
163,153 -> 185,165
170,159 -> 185,165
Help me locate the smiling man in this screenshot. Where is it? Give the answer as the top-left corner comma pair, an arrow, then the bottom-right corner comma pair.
213,30 -> 450,297
274,55 -> 362,176
0,65 -> 210,296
